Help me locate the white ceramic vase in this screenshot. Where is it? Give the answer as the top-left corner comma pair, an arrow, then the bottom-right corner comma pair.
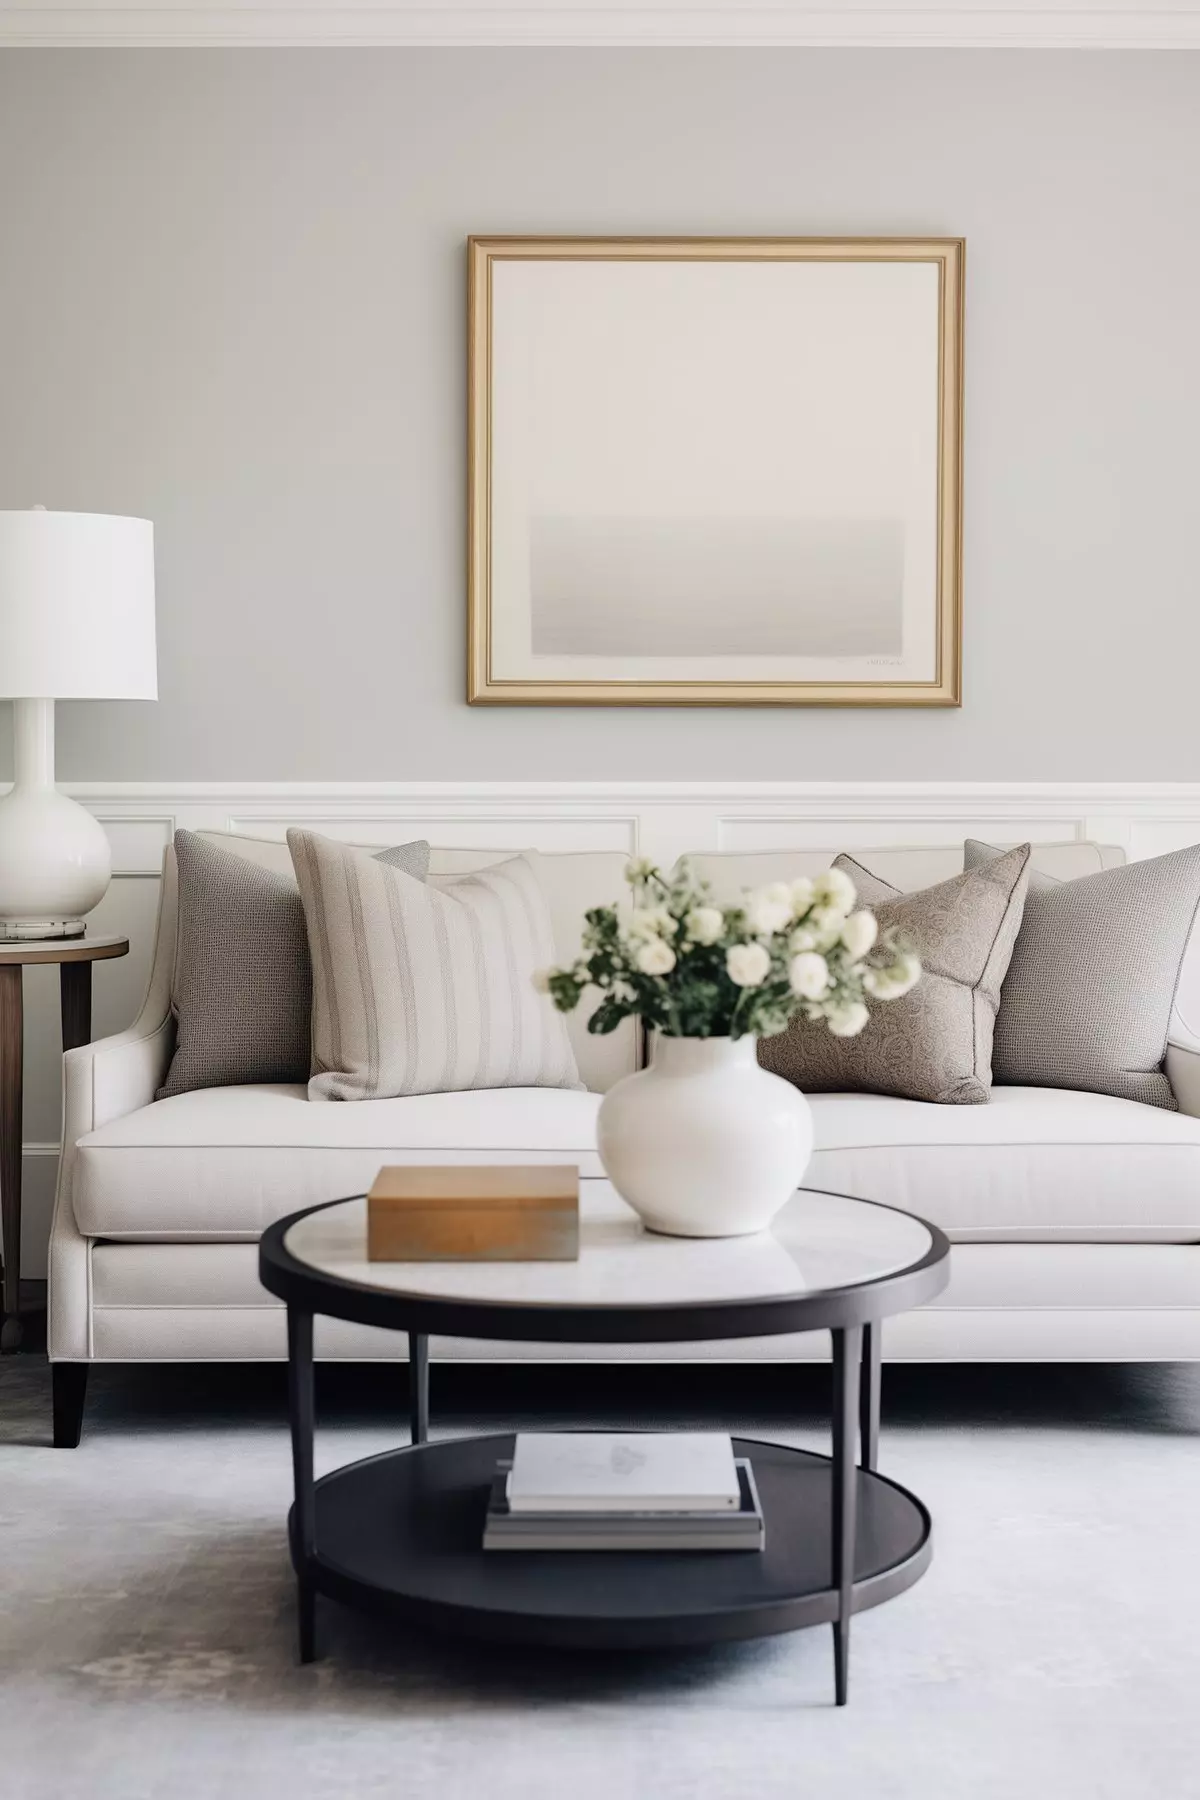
596,1034 -> 813,1238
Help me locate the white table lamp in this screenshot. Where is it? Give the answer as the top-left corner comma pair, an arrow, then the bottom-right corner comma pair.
0,509 -> 156,939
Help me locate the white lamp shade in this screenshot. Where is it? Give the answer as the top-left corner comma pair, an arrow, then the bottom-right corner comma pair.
0,509 -> 157,699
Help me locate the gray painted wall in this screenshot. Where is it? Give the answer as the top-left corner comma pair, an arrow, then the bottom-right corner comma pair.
0,49 -> 1196,781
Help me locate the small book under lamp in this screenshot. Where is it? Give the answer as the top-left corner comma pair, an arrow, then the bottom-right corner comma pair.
0,509 -> 157,939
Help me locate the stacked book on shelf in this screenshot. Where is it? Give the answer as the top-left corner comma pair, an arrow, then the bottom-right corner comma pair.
483,1432 -> 765,1552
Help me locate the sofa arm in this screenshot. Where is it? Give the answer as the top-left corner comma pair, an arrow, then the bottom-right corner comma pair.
1167,1043 -> 1200,1118
62,1017 -> 174,1140
49,1018 -> 174,1362
50,847 -> 178,1361
63,841 -> 178,1138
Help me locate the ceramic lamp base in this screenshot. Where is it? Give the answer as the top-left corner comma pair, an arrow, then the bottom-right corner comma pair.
0,918 -> 88,942
0,701 -> 111,939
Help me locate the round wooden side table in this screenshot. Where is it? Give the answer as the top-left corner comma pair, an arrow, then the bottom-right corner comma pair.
0,934 -> 129,1352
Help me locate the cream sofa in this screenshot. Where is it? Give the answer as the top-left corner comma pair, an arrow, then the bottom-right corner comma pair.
47,832 -> 1200,1443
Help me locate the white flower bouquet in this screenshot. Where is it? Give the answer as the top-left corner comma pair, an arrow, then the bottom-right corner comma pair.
540,859 -> 921,1043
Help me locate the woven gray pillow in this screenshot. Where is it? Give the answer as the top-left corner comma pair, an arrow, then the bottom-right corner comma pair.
964,840 -> 1200,1109
157,830 -> 430,1099
759,844 -> 1032,1105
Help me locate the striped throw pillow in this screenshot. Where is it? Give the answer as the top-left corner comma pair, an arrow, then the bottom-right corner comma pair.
288,830 -> 581,1100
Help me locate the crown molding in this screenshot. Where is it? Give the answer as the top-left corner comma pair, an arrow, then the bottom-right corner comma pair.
2,6 -> 1199,51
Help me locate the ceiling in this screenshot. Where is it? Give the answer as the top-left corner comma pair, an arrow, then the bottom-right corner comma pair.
2,2 -> 1198,50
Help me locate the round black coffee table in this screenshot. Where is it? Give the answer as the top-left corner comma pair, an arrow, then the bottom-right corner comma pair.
259,1185 -> 950,1706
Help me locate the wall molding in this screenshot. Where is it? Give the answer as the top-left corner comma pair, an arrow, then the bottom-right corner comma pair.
3,5 -> 1199,50
29,778 -> 1200,872
54,776 -> 1200,810
54,779 -> 1200,801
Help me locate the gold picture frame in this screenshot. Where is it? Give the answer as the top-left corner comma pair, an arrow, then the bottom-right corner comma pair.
468,236 -> 963,707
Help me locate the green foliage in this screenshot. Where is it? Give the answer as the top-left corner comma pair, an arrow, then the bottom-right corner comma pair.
540,858 -> 920,1043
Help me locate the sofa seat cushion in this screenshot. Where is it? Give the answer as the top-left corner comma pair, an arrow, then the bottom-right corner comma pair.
74,1084 -> 604,1241
73,1081 -> 1200,1248
805,1086 -> 1200,1243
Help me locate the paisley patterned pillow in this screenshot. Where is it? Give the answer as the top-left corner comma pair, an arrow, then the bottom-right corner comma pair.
758,844 -> 1032,1105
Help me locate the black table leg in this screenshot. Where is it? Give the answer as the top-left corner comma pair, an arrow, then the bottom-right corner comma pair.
409,1332 -> 429,1445
859,1321 -> 881,1473
831,1324 -> 863,1706
59,960 -> 93,1054
287,1307 -> 317,1663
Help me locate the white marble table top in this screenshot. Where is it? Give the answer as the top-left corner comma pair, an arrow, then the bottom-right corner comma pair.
283,1184 -> 935,1313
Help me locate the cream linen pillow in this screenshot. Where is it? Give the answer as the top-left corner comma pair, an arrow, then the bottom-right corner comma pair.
288,829 -> 581,1100
759,844 -> 1032,1105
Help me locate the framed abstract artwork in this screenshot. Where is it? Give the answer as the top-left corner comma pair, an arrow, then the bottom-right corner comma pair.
468,236 -> 963,707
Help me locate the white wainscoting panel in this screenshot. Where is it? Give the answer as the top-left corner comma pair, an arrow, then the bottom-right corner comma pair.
224,810 -> 641,854
96,815 -> 176,877
715,814 -> 1096,854
9,779 -> 1200,1279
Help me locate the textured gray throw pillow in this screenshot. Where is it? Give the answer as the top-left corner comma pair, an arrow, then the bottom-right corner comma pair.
759,844 -> 1032,1105
289,829 -> 580,1100
157,830 -> 431,1099
964,839 -> 1200,1109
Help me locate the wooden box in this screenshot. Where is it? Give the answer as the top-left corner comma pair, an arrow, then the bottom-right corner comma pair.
367,1165 -> 580,1262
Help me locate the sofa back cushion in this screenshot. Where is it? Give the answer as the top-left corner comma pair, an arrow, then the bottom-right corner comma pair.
431,848 -> 638,1094
188,833 -> 636,1093
685,841 -> 1124,902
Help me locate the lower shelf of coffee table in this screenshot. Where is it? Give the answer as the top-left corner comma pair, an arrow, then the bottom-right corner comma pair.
296,1433 -> 932,1650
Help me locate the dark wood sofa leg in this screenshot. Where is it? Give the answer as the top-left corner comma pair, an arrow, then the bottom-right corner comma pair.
52,1364 -> 88,1448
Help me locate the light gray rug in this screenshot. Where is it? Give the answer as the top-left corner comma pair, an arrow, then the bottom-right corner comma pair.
2,1357 -> 1198,1800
